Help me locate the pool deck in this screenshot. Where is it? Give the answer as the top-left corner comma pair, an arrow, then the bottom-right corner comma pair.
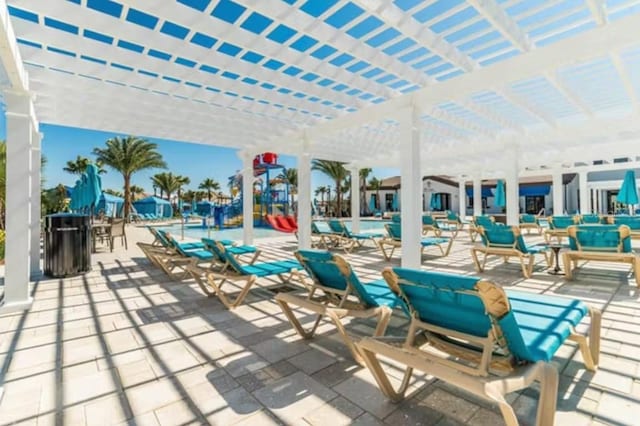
1,223 -> 640,425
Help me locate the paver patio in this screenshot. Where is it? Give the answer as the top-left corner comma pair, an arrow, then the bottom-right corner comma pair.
1,223 -> 640,425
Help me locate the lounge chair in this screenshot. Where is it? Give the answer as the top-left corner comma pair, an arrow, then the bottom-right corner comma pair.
275,250 -> 406,364
186,241 -> 304,309
469,215 -> 497,242
311,221 -> 341,249
519,214 -> 542,235
327,219 -> 384,253
580,214 -> 602,224
544,215 -> 580,243
607,215 -> 640,239
563,224 -> 640,286
444,210 -> 467,231
379,222 -> 453,261
471,226 -> 551,278
422,214 -> 458,238
152,228 -> 205,251
201,237 -> 260,272
357,267 -> 601,426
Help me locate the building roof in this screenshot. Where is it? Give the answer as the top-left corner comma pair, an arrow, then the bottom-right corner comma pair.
2,1 -> 640,177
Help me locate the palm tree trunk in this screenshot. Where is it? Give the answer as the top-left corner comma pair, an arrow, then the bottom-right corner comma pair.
123,175 -> 131,221
208,190 -> 211,201
335,180 -> 341,217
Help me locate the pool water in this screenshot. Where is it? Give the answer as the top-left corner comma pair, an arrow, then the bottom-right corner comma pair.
158,219 -> 389,242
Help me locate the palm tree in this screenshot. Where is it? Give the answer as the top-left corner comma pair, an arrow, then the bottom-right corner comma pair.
93,136 -> 166,221
312,160 -> 348,217
182,190 -> 197,202
63,155 -> 106,175
151,172 -> 181,202
278,168 -> 298,210
104,188 -> 124,198
368,177 -> 382,211
129,185 -> 145,201
359,168 -> 372,215
199,178 -> 221,201
175,175 -> 190,206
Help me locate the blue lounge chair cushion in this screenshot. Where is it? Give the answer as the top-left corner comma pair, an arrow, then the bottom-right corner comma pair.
391,268 -> 588,363
612,216 -> 640,230
351,232 -> 385,239
520,214 -> 538,224
481,227 -> 543,255
421,237 -> 449,246
549,216 -> 576,229
227,245 -> 257,255
240,260 -> 301,277
581,214 -> 602,224
184,249 -> 214,260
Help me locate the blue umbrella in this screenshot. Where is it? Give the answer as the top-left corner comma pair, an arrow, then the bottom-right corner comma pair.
429,193 -> 438,210
85,164 -> 103,213
436,193 -> 442,210
369,194 -> 376,212
494,180 -> 506,208
617,170 -> 639,210
191,199 -> 198,214
70,180 -> 81,210
391,192 -> 398,211
80,174 -> 89,210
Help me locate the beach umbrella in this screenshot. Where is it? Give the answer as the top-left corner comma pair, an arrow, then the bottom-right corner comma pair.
617,170 -> 639,213
191,199 -> 197,214
85,164 -> 103,214
392,192 -> 398,211
494,180 -> 506,208
369,194 -> 376,212
429,193 -> 438,210
70,180 -> 81,210
80,174 -> 89,210
436,193 -> 442,210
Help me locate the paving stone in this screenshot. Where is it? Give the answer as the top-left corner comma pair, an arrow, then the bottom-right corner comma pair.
199,386 -> 263,424
303,396 -> 364,426
333,370 -> 400,419
250,336 -> 309,363
217,350 -> 270,378
288,348 -> 338,375
85,393 -> 133,426
253,371 -> 337,424
596,393 -> 640,425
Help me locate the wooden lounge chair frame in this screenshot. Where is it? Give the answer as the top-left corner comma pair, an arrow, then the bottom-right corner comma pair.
544,215 -> 580,244
469,215 -> 495,242
356,267 -> 601,426
327,219 -> 383,253
137,242 -> 194,280
422,215 -> 459,239
563,224 -> 640,286
311,221 -> 341,249
275,251 -> 398,364
379,223 -> 453,261
471,226 -> 551,278
201,238 -> 260,273
519,214 -> 542,235
187,241 -> 305,308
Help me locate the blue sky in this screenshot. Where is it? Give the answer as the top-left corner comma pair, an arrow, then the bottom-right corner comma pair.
0,118 -> 397,197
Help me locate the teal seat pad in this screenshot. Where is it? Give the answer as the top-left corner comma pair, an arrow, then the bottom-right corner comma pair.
239,260 -> 301,277
227,245 -> 257,255
568,225 -> 631,252
184,249 -> 214,260
420,237 -> 449,246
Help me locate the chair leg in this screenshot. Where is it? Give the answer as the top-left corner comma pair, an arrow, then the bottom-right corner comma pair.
356,339 -> 413,402
562,253 -> 573,280
470,248 -> 483,272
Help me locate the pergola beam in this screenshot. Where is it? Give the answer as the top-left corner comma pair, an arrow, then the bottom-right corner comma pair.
585,0 -> 608,26
610,51 -> 640,114
466,0 -> 533,52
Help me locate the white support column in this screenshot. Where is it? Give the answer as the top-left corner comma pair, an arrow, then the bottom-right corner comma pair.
579,171 -> 589,214
505,160 -> 520,226
458,177 -> 467,218
552,169 -> 564,215
297,146 -> 312,250
239,151 -> 254,246
473,177 -> 482,217
350,166 -> 360,234
2,90 -> 34,312
400,106 -> 422,269
29,130 -> 42,278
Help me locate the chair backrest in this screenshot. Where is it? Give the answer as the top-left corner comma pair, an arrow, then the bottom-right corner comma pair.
295,249 -> 380,308
612,215 -> 640,230
201,238 -> 225,262
446,211 -> 460,222
548,215 -> 578,229
155,229 -> 171,247
580,214 -> 602,224
312,221 -> 332,234
567,225 -> 632,253
384,267 -> 548,364
109,218 -> 125,238
327,219 -> 347,235
519,214 -> 537,224
479,226 -> 527,253
214,241 -> 248,274
422,215 -> 439,228
385,222 -> 402,240
473,215 -> 495,229
391,214 -> 401,223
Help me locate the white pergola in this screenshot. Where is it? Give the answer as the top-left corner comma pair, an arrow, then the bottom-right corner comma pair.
2,0 -> 640,313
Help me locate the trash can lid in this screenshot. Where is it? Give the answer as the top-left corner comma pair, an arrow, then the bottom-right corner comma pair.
47,213 -> 89,218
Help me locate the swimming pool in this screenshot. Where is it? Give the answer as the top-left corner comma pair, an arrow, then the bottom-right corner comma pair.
157,219 -> 390,241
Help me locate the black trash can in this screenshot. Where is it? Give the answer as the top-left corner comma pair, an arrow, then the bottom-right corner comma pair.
44,214 -> 91,278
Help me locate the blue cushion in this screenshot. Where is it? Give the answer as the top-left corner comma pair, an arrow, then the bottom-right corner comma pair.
568,225 -> 632,253
550,216 -> 575,229
240,260 -> 301,277
227,245 -> 257,255
391,268 -> 587,363
420,237 -> 449,246
178,241 -> 205,250
613,216 -> 640,230
184,249 -> 213,260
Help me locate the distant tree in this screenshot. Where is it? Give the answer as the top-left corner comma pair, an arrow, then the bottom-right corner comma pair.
199,178 -> 220,201
93,136 -> 166,221
103,188 -> 124,198
182,190 -> 197,203
63,155 -> 106,175
129,185 -> 145,201
359,168 -> 372,215
151,172 -> 182,203
176,175 -> 190,205
278,168 -> 298,209
312,160 -> 348,217
368,177 -> 381,211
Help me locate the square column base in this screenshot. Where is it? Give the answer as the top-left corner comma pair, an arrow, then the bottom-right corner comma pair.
0,297 -> 33,315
